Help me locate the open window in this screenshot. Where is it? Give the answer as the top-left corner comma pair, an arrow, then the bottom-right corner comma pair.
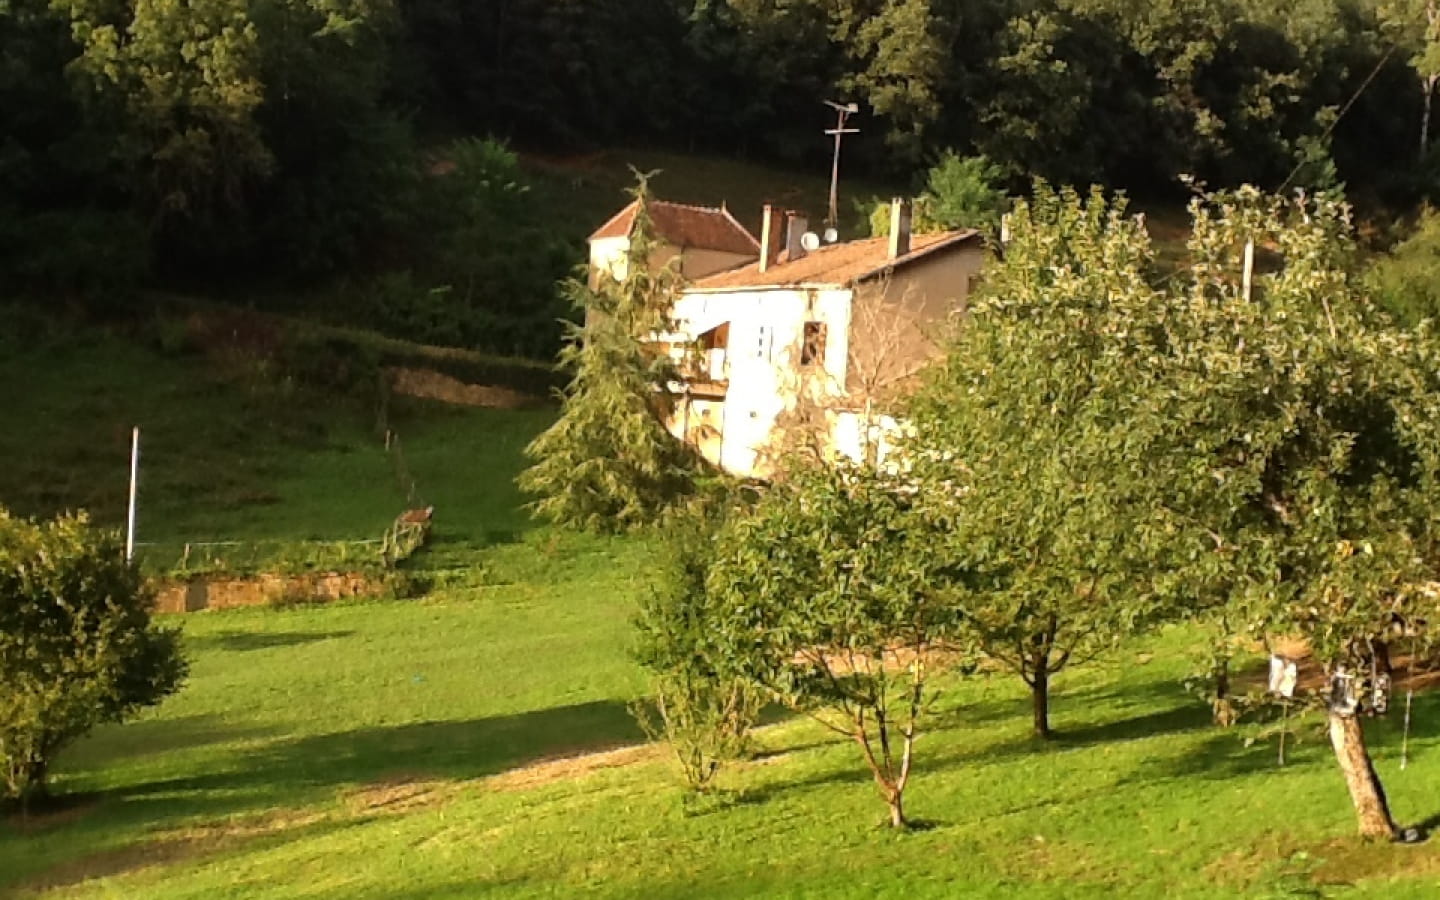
800,321 -> 828,367
697,322 -> 730,381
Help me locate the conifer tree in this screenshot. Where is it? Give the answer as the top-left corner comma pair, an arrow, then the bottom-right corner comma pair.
518,177 -> 704,532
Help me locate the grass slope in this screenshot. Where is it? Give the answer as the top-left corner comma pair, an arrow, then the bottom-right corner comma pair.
4,322 -> 1440,898
4,585 -> 1439,898
0,315 -> 548,554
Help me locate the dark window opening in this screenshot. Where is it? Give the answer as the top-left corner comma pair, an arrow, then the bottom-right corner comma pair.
801,321 -> 827,366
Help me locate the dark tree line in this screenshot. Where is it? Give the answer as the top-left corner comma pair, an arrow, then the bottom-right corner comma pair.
2,0 -> 1437,351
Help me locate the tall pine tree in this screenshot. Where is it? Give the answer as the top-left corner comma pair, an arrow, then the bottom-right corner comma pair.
518,177 -> 706,532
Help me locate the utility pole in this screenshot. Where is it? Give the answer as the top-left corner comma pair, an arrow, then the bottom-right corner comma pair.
824,100 -> 860,229
126,427 -> 140,563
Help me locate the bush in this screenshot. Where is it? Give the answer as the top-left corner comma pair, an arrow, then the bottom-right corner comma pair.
1367,207 -> 1440,328
0,207 -> 150,303
0,510 -> 187,807
633,497 -> 761,795
869,151 -> 1008,238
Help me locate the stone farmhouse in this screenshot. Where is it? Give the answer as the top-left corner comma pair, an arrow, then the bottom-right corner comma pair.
589,197 -> 985,478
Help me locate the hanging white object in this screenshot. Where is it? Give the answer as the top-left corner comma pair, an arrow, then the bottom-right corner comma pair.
1268,655 -> 1298,698
1371,672 -> 1392,715
125,426 -> 140,563
1329,666 -> 1359,717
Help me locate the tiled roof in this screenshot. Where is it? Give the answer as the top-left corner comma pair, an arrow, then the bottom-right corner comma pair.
687,230 -> 981,292
588,200 -> 760,257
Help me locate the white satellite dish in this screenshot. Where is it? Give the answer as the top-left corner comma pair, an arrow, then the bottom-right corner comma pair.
801,232 -> 821,252
822,227 -> 839,244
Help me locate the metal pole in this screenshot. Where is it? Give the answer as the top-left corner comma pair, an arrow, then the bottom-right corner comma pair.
824,101 -> 860,229
1242,239 -> 1255,302
1278,698 -> 1288,767
1402,689 -> 1414,771
126,426 -> 140,563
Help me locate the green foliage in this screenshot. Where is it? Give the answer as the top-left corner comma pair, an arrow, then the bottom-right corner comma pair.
700,459 -> 967,826
0,208 -> 150,301
1366,207 -> 1440,327
1378,0 -> 1440,156
0,510 -> 186,806
407,138 -> 573,357
56,0 -> 271,220
518,180 -> 704,533
869,150 -> 1007,236
633,496 -> 761,795
907,183 -> 1186,738
1162,187 -> 1440,673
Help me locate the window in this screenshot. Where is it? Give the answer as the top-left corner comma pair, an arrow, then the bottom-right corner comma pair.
801,321 -> 827,366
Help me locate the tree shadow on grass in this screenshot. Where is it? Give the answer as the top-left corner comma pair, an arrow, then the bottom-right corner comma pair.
12,807 -> 368,894
1051,701 -> 1214,747
185,630 -> 355,652
116,700 -> 648,819
5,700 -> 651,893
58,714 -> 280,772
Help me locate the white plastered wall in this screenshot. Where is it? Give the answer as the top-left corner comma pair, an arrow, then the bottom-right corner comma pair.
588,238 -> 753,288
667,287 -> 852,477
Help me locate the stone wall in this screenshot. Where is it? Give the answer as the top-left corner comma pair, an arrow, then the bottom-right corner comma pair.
154,572 -> 383,614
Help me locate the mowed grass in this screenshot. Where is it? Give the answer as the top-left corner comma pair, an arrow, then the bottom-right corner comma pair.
0,316 -> 549,551
5,321 -> 1440,898
6,595 -> 1440,898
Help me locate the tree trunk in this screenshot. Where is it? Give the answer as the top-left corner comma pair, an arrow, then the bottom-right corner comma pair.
1213,657 -> 1235,727
1032,662 -> 1051,740
1423,88 -> 1432,160
1327,711 -> 1398,840
886,789 -> 905,828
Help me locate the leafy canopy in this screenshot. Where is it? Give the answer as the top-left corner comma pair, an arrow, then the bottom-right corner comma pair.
905,183 -> 1189,736
0,510 -> 187,806
700,458 -> 967,825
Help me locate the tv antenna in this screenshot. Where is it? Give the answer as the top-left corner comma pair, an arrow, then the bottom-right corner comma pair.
824,100 -> 860,230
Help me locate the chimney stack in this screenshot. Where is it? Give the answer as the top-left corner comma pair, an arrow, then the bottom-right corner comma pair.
888,197 -> 912,260
785,212 -> 809,261
758,204 -> 785,273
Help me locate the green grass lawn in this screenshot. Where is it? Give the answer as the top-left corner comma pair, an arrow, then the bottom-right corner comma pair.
0,314 -> 550,557
5,317 -> 1440,898
4,582 -> 1439,898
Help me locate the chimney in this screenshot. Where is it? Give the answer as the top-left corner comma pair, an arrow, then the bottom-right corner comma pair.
758,204 -> 785,273
888,197 -> 912,260
785,212 -> 809,261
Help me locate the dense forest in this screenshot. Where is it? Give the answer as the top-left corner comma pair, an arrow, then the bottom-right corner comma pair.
4,0 -> 1440,354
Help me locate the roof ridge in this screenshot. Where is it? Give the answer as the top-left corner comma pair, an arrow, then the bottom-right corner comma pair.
687,228 -> 981,291
649,198 -> 726,214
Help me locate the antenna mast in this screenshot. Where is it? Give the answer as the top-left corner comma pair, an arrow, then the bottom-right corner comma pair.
824,100 -> 860,230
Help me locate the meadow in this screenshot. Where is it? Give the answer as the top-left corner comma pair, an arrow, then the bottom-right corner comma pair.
3,320 -> 1440,899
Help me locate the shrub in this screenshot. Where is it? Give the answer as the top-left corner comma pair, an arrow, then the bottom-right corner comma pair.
0,510 -> 187,807
869,151 -> 1008,238
1366,207 -> 1440,327
633,497 -> 761,795
0,207 -> 150,303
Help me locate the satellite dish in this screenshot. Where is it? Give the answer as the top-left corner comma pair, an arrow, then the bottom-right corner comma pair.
822,227 -> 839,244
801,232 -> 821,252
